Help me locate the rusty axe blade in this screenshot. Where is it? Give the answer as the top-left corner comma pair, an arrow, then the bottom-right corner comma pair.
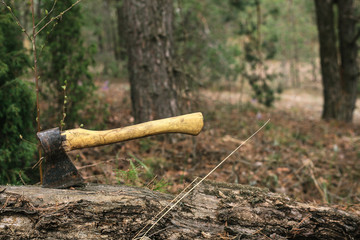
37,127 -> 84,188
37,112 -> 204,189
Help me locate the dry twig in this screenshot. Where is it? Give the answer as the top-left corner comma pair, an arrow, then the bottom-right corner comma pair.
136,120 -> 270,239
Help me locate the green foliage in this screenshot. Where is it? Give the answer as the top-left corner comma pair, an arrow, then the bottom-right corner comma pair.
173,0 -> 279,106
174,0 -> 243,87
152,179 -> 169,193
39,0 -> 97,128
0,7 -> 28,85
139,138 -> 154,153
116,159 -> 139,186
0,6 -> 36,184
81,0 -> 127,78
174,0 -> 317,105
0,80 -> 37,184
116,153 -> 169,193
231,0 -> 280,107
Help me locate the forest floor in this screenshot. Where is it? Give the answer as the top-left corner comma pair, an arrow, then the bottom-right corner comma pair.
69,80 -> 360,210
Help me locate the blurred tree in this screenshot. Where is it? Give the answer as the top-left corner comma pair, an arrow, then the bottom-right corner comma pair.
173,0 -> 244,96
81,0 -> 126,78
39,0 -> 96,128
164,0 -> 319,93
123,0 -> 179,123
231,0 -> 281,106
115,0 -> 127,61
314,0 -> 359,122
0,4 -> 37,184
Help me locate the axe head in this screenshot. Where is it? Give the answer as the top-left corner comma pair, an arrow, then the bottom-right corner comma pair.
37,127 -> 84,188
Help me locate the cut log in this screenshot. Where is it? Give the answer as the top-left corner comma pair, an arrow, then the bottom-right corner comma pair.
0,182 -> 359,239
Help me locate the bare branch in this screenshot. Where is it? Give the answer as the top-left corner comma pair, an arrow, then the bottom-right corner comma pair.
35,0 -> 82,37
31,0 -> 43,184
35,0 -> 58,28
1,0 -> 31,41
37,20 -> 59,58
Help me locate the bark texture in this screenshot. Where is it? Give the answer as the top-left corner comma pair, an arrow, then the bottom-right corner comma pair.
123,0 -> 179,123
337,0 -> 359,121
315,0 -> 359,122
1,182 -> 359,240
314,0 -> 342,120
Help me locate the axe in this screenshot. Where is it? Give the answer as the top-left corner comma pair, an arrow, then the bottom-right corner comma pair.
37,112 -> 203,189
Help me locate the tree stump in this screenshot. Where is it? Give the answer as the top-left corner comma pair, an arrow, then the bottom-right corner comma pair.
0,182 -> 359,239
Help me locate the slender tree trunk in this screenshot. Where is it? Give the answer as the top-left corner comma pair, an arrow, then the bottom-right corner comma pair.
289,0 -> 300,87
103,1 -> 113,54
338,0 -> 359,122
123,0 -> 179,123
311,56 -> 318,82
314,0 -> 342,120
104,0 -> 118,61
36,0 -> 41,19
115,0 -> 126,60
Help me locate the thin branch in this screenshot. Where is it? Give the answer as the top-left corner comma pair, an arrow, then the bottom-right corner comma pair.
31,0 -> 43,184
19,134 -> 37,146
35,0 -> 58,28
32,157 -> 44,170
77,158 -> 127,170
38,18 -> 59,58
35,0 -> 82,37
1,0 -> 31,41
138,120 -> 270,239
133,177 -> 200,240
18,171 -> 26,185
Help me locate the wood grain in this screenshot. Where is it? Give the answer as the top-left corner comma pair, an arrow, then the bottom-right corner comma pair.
1,182 -> 359,239
62,112 -> 203,152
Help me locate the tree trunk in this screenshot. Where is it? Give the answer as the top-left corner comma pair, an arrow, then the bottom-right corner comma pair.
1,183 -> 359,239
115,0 -> 126,61
289,0 -> 300,88
123,0 -> 179,123
314,0 -> 342,121
337,0 -> 359,122
36,0 -> 41,19
314,0 -> 359,122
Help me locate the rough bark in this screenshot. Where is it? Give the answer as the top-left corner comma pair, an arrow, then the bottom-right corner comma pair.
123,0 -> 179,123
338,0 -> 359,122
314,0 -> 342,121
1,182 -> 359,239
315,0 -> 359,122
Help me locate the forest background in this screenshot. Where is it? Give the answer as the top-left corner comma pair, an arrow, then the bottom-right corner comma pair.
1,0 -> 360,207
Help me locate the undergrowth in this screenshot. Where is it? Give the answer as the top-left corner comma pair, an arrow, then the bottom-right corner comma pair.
115,152 -> 170,193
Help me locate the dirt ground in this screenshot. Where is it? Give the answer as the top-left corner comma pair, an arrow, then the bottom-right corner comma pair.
69,80 -> 360,209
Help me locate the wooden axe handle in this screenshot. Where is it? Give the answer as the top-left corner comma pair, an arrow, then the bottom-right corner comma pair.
61,112 -> 203,152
